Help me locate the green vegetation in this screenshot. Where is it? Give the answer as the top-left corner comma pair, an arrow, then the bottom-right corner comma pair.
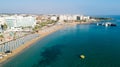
1,23 -> 8,30
33,20 -> 57,32
64,20 -> 67,22
0,35 -> 4,38
75,20 -> 87,22
0,35 -> 4,42
32,25 -> 40,32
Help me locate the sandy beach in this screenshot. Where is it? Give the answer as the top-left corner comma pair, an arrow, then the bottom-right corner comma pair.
0,22 -> 86,64
0,23 -> 69,64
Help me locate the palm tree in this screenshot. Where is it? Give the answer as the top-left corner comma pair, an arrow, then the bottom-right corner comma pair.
0,35 -> 4,42
1,23 -> 8,31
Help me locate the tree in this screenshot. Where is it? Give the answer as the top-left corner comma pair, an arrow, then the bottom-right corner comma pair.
0,35 -> 4,42
1,23 -> 8,30
0,35 -> 4,38
32,25 -> 40,32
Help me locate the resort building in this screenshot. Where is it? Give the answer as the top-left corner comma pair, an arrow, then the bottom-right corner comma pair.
80,15 -> 90,20
50,16 -> 58,21
59,15 -> 68,21
4,16 -> 16,29
59,15 -> 81,22
4,15 -> 36,31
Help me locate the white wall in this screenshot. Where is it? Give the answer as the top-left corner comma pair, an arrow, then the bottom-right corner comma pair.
4,15 -> 36,29
50,16 -> 58,21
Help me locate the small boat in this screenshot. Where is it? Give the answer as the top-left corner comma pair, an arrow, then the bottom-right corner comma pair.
111,24 -> 117,26
96,23 -> 103,26
97,23 -> 102,26
80,55 -> 85,59
97,22 -> 116,27
105,22 -> 117,27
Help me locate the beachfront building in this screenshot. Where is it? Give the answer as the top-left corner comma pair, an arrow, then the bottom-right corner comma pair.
67,15 -> 74,21
50,16 -> 58,21
59,15 -> 81,22
4,15 -> 36,31
4,16 -> 16,29
80,15 -> 90,20
71,15 -> 82,21
59,15 -> 68,22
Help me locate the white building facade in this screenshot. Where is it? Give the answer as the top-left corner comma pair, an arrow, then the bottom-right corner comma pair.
4,15 -> 36,29
80,15 -> 90,20
50,16 -> 58,21
59,15 -> 82,21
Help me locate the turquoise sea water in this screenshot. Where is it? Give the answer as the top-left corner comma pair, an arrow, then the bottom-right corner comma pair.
1,15 -> 120,67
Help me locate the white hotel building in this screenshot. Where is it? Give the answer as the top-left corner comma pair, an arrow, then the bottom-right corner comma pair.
59,15 -> 85,21
4,15 -> 36,30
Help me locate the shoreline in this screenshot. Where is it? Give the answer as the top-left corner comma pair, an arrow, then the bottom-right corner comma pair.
0,24 -> 65,64
0,22 -> 91,64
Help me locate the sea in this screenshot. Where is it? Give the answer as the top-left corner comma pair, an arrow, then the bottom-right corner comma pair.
1,15 -> 120,67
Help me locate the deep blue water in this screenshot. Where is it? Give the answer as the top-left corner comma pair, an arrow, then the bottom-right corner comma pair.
1,15 -> 120,67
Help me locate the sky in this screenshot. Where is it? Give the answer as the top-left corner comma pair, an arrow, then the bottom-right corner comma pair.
0,0 -> 120,15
